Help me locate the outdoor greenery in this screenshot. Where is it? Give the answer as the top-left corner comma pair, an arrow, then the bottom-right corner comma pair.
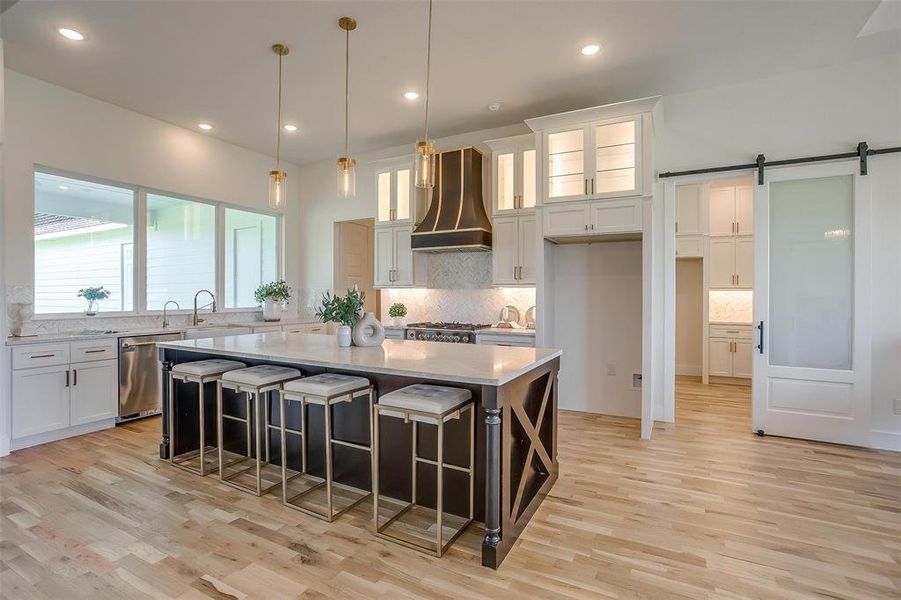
254,280 -> 291,304
388,302 -> 408,318
316,287 -> 365,327
77,286 -> 111,302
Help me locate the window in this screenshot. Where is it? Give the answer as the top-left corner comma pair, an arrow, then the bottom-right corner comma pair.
33,169 -> 281,316
146,193 -> 216,310
224,208 -> 278,308
34,172 -> 135,314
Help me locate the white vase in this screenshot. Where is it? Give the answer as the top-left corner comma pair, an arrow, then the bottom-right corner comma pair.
262,298 -> 281,321
336,325 -> 352,347
352,312 -> 385,347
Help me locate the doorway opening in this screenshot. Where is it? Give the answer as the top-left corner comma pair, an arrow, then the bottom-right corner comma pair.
333,218 -> 378,316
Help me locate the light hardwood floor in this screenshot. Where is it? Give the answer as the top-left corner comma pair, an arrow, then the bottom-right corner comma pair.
1,378 -> 899,599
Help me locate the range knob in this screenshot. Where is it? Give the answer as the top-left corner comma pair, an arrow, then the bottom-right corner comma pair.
452,335 -> 461,342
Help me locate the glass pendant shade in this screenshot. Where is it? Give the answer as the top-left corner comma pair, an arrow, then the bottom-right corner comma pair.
337,157 -> 356,198
268,170 -> 287,209
414,139 -> 437,189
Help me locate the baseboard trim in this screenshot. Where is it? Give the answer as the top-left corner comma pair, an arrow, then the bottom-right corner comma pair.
10,419 -> 116,452
870,429 -> 901,452
675,364 -> 701,377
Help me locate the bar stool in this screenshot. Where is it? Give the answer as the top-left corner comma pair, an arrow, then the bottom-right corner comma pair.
279,373 -> 374,522
218,364 -> 302,496
169,359 -> 246,476
373,384 -> 475,557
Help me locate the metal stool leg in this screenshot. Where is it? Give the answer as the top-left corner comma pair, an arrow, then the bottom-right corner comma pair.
264,391 -> 271,466
301,399 -> 307,474
436,419 -> 444,557
280,392 -> 288,505
255,393 -> 263,495
411,420 -> 418,505
469,405 -> 475,520
324,397 -> 334,519
217,381 -> 225,483
373,405 -> 380,527
198,381 -> 206,476
168,374 -> 176,465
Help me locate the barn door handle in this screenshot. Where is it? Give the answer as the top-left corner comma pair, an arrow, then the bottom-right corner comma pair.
756,320 -> 765,354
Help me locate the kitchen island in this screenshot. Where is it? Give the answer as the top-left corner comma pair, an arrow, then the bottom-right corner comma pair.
158,333 -> 561,568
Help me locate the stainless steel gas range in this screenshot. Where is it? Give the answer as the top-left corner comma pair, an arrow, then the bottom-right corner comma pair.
404,322 -> 491,344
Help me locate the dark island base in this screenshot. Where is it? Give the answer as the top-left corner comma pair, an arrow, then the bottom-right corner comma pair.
159,347 -> 559,569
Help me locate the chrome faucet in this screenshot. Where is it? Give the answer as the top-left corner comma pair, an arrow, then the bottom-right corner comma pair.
192,290 -> 217,326
162,300 -> 180,329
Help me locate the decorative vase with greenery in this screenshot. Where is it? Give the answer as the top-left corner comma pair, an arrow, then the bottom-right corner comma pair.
255,280 -> 291,322
78,286 -> 110,316
388,302 -> 408,327
316,287 -> 365,347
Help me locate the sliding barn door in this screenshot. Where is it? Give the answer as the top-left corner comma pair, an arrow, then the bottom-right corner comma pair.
752,163 -> 871,446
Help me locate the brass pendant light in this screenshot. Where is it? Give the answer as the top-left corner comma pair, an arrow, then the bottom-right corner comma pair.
337,17 -> 357,198
413,0 -> 436,189
269,43 -> 289,210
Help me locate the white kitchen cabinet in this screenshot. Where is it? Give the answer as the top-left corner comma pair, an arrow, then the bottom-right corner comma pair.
251,325 -> 283,333
709,184 -> 753,236
676,183 -> 703,235
676,235 -> 705,258
283,323 -> 327,334
544,202 -> 591,236
487,134 -> 537,214
541,115 -> 642,204
376,163 -> 416,225
492,214 -> 537,286
709,237 -> 752,288
544,198 -> 641,238
70,359 -> 118,426
475,332 -> 536,347
708,325 -> 753,379
384,328 -> 404,340
374,225 -> 427,288
12,365 -> 70,438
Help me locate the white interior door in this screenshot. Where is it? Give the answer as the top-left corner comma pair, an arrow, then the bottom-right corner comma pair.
753,163 -> 871,446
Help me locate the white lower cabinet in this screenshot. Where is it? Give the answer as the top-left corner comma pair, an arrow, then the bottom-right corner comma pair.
475,332 -> 536,347
70,360 -> 118,426
544,198 -> 641,238
492,214 -> 537,286
11,340 -> 120,447
708,324 -> 752,379
12,365 -> 71,438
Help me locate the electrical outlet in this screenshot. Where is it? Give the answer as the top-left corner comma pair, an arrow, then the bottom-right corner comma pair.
632,373 -> 642,389
606,363 -> 616,376
894,398 -> 901,415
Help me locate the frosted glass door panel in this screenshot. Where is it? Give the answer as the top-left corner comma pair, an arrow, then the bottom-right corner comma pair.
595,144 -> 635,171
595,121 -> 634,146
769,175 -> 853,370
547,129 -> 584,199
594,120 -> 637,195
596,168 -> 635,194
497,152 -> 515,211
396,169 -> 411,220
522,149 -> 536,208
377,172 -> 391,222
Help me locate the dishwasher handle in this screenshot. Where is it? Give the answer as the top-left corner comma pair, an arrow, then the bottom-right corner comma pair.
120,341 -> 161,351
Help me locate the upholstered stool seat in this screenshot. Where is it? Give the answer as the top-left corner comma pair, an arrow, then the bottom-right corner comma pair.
169,359 -> 246,476
279,373 -> 374,522
373,384 -> 475,557
217,365 -> 302,496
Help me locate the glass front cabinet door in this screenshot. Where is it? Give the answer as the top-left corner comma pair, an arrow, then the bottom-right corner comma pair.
541,115 -> 642,203
376,164 -> 415,225
489,134 -> 537,214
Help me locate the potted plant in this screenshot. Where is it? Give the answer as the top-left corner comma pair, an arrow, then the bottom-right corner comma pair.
315,287 -> 365,347
78,286 -> 111,316
255,280 -> 291,322
388,302 -> 408,327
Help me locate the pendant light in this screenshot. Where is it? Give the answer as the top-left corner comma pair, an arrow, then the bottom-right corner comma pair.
413,0 -> 437,189
268,43 -> 289,210
337,17 -> 357,198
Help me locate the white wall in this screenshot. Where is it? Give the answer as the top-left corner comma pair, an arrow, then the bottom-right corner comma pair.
659,52 -> 901,448
675,258 -> 703,376
551,241 -> 643,417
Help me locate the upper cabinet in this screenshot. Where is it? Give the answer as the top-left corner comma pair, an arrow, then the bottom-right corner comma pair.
542,116 -> 642,203
374,225 -> 428,288
709,184 -> 753,236
492,214 -> 537,286
486,134 -> 537,215
676,183 -> 704,236
376,158 -> 428,226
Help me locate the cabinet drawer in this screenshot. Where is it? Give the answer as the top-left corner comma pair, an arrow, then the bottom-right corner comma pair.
476,334 -> 535,347
709,324 -> 752,340
676,236 -> 704,258
286,323 -> 327,334
252,325 -> 283,333
12,343 -> 70,370
70,339 -> 118,363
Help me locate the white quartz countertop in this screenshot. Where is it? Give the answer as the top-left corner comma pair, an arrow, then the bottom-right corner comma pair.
158,332 -> 562,386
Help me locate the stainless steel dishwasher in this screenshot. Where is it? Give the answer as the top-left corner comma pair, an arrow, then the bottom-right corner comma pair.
118,332 -> 183,422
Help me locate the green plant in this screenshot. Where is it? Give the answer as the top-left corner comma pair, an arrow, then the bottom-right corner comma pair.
315,288 -> 365,327
388,302 -> 407,318
77,286 -> 111,302
254,280 -> 291,304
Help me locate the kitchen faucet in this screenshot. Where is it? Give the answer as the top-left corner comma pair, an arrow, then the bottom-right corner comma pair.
162,300 -> 180,329
193,290 -> 217,326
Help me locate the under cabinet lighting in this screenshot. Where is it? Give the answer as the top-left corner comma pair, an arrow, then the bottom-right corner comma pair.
580,43 -> 601,56
197,123 -> 213,131
58,28 -> 85,41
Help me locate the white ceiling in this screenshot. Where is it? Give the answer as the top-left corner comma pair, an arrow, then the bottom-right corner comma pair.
2,1 -> 897,165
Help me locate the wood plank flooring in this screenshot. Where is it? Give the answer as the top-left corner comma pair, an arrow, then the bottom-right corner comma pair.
1,377 -> 899,599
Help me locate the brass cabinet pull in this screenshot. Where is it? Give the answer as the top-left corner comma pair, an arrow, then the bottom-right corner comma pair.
591,178 -> 595,194
584,179 -> 588,195
65,370 -> 70,387
736,274 -> 739,286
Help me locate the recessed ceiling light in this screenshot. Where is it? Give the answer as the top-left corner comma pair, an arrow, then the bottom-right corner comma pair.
580,43 -> 601,56
58,28 -> 85,41
58,185 -> 69,190
403,91 -> 419,100
197,123 -> 213,131
283,124 -> 298,132
488,102 -> 502,112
